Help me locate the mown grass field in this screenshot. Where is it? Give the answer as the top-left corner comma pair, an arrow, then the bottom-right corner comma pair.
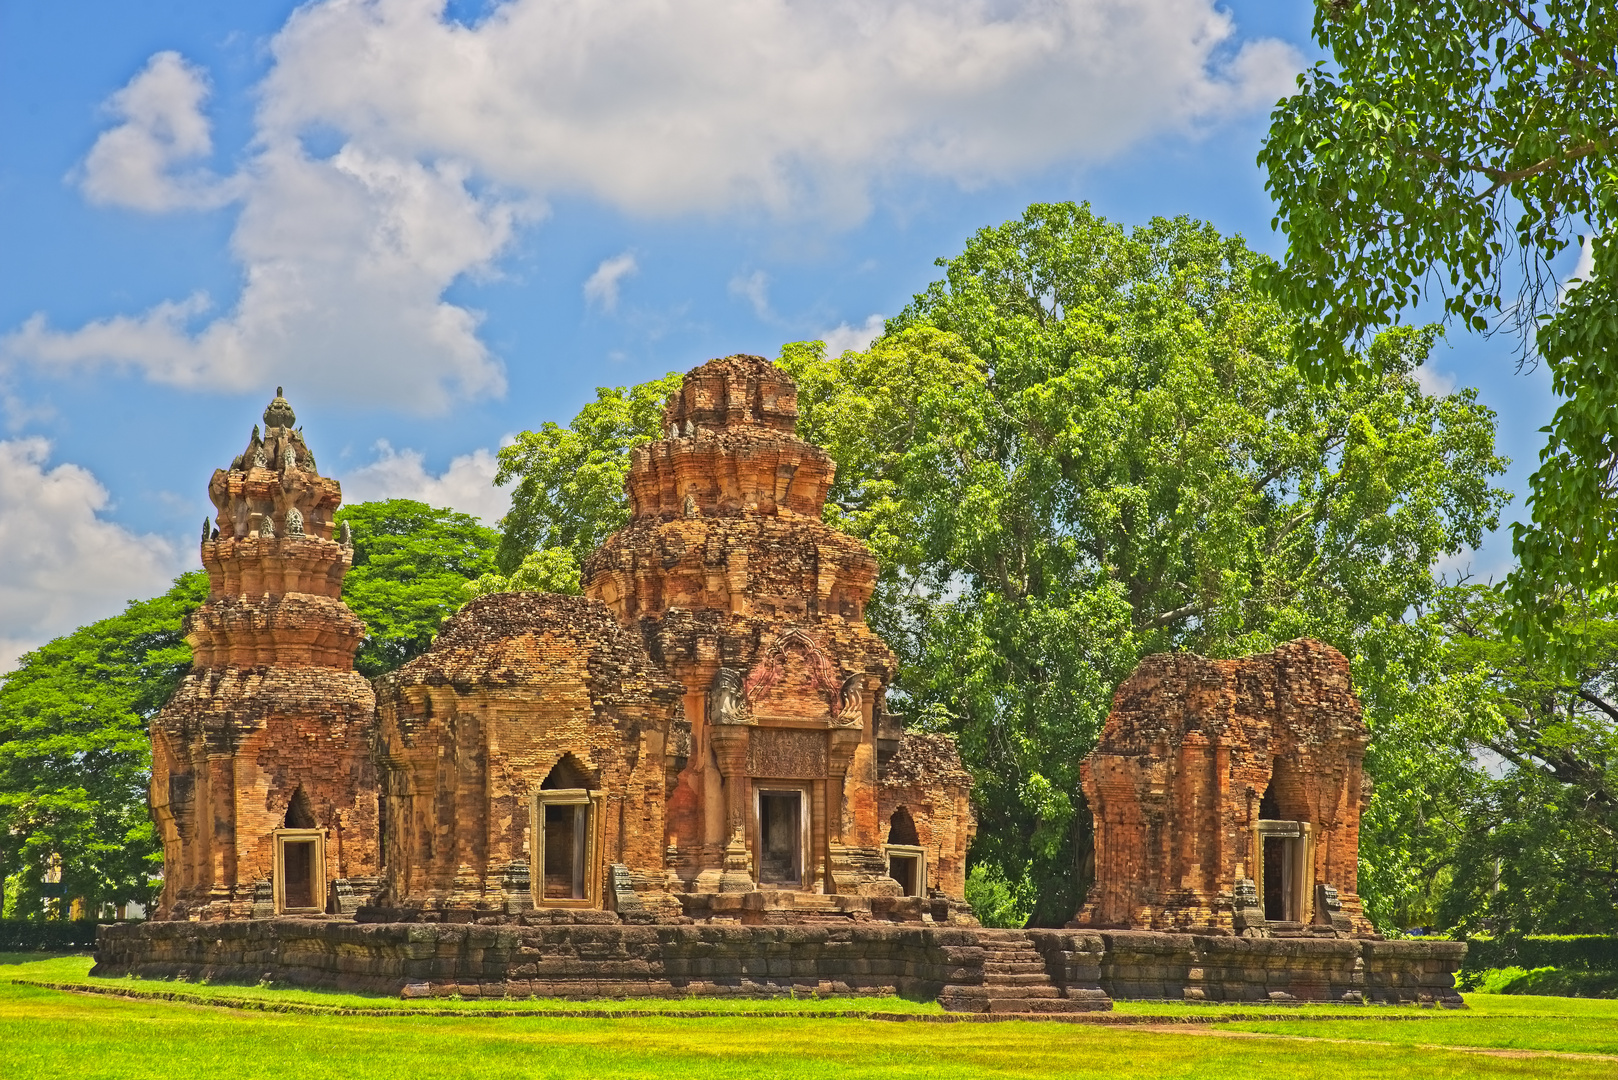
5,953 -> 1614,1079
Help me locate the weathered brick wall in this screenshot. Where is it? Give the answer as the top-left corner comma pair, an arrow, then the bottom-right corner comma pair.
1076,639 -> 1373,934
94,921 -> 1460,1006
877,733 -> 976,899
372,593 -> 687,918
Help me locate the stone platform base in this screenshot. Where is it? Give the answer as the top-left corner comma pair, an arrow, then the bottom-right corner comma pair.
1080,930 -> 1466,1006
93,921 -> 1462,1010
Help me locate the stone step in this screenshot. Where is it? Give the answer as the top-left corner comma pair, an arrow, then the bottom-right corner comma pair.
980,983 -> 1062,998
982,961 -> 1047,975
986,996 -> 1093,1013
984,972 -> 1058,987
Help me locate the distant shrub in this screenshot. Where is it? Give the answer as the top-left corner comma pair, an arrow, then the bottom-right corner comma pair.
1466,965 -> 1618,999
1462,934 -> 1618,974
0,919 -> 103,951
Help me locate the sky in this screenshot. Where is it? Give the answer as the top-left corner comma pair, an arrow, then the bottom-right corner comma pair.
0,0 -> 1566,672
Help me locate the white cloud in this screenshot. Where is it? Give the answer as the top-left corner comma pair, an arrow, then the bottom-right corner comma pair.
77,51 -> 240,212
10,0 -> 1299,411
730,270 -> 772,320
340,440 -> 512,526
260,0 -> 1301,219
0,439 -> 184,673
7,144 -> 526,410
583,252 -> 638,312
820,314 -> 886,356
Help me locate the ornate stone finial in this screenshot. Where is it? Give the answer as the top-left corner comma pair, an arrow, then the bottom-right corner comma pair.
260,514 -> 276,540
683,419 -> 694,437
683,492 -> 698,519
253,445 -> 268,468
263,387 -> 296,430
282,444 -> 298,471
285,507 -> 305,537
201,517 -> 212,545
339,520 -> 353,549
708,668 -> 749,725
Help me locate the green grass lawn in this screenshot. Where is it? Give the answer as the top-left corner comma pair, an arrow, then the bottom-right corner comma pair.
5,953 -> 1616,1078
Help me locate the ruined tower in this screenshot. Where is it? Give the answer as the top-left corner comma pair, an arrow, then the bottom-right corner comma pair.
585,355 -> 971,913
1073,639 -> 1374,936
149,389 -> 380,919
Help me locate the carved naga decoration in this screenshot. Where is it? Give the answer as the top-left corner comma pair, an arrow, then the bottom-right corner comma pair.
708,667 -> 750,725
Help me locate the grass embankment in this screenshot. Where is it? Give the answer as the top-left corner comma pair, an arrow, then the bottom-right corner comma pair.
7,953 -> 1618,1078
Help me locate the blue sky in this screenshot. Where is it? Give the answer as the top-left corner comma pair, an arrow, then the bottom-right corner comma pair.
0,1 -> 1562,669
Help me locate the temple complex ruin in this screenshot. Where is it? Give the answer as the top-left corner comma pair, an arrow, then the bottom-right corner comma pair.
105,359 -> 1462,1009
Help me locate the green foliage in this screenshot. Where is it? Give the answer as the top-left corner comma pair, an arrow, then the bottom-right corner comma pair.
0,573 -> 207,918
334,500 -> 500,677
494,374 -> 683,574
963,863 -> 1036,928
1257,2 -> 1618,661
785,202 -> 1510,924
464,547 -> 583,602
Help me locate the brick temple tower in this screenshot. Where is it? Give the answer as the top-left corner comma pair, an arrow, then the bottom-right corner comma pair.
584,355 -> 965,912
149,389 -> 380,919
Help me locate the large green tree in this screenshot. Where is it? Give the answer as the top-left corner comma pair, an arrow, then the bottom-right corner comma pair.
0,572 -> 206,917
493,374 -> 683,579
1257,1 -> 1618,656
334,499 -> 500,677
783,203 -> 1510,925
1427,586 -> 1618,934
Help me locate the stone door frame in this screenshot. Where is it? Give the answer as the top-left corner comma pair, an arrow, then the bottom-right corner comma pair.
530,788 -> 606,908
271,828 -> 326,915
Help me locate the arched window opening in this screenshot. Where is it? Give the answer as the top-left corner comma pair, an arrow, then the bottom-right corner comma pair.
884,806 -> 925,897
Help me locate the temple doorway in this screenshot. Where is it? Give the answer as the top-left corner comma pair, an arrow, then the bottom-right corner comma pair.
756,789 -> 804,885
884,807 -> 926,897
532,755 -> 601,906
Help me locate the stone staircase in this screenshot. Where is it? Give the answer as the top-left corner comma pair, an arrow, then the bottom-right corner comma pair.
952,930 -> 1102,1013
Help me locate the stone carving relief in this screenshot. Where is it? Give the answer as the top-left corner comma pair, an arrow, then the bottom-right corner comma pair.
708,667 -> 750,725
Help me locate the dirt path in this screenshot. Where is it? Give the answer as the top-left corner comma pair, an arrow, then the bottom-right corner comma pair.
1132,1023 -> 1618,1063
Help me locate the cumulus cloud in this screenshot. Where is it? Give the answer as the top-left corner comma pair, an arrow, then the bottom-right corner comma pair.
9,0 -> 1299,410
76,51 -> 242,212
340,440 -> 512,526
583,252 -> 638,312
820,314 -> 886,356
0,439 -> 184,673
261,0 -> 1301,218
